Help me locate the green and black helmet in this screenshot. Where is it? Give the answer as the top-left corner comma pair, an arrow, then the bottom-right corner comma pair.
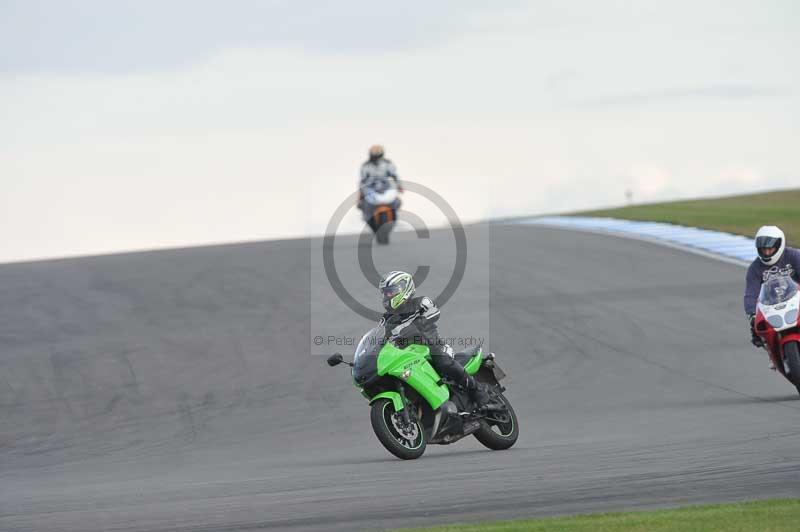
379,271 -> 415,311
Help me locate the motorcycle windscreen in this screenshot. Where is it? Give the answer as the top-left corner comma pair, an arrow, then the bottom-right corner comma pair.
352,326 -> 386,385
759,275 -> 798,306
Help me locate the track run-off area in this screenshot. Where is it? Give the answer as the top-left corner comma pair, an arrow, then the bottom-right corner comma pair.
1,223 -> 799,531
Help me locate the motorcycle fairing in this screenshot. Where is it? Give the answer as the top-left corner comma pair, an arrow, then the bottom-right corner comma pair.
755,275 -> 800,376
463,349 -> 483,375
376,341 -> 450,410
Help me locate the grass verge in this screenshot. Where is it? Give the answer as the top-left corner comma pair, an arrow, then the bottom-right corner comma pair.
390,499 -> 800,532
575,188 -> 800,246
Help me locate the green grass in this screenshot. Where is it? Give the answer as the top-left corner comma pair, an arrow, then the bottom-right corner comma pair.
389,499 -> 800,532
575,188 -> 800,246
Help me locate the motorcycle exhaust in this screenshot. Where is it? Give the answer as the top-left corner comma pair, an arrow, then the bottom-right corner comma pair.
439,420 -> 481,444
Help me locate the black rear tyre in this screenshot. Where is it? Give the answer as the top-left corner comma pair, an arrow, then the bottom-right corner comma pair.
370,399 -> 426,460
474,392 -> 519,450
784,342 -> 800,396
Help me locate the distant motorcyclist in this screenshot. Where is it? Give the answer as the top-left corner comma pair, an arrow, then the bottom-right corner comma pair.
378,271 -> 490,409
744,226 -> 800,363
357,145 -> 402,218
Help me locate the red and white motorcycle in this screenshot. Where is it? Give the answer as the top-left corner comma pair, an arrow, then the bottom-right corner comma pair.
754,274 -> 800,395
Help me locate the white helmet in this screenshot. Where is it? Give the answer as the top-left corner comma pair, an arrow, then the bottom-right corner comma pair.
755,225 -> 786,266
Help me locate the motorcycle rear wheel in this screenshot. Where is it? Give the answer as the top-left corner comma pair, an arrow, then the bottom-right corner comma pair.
474,392 -> 519,450
783,341 -> 800,396
370,398 -> 426,460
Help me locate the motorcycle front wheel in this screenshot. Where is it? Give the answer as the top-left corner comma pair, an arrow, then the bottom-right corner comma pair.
370,398 -> 426,460
375,211 -> 392,244
782,341 -> 800,396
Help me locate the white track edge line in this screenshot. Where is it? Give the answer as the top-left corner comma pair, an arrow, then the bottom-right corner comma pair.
517,221 -> 751,268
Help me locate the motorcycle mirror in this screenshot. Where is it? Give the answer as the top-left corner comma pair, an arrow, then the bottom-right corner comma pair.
327,353 -> 344,367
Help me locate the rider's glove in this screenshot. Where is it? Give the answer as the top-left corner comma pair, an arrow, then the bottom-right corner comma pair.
748,313 -> 764,348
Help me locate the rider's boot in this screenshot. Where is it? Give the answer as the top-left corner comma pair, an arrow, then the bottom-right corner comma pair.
465,376 -> 490,409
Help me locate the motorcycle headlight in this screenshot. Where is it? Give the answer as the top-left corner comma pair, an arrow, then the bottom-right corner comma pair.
768,315 -> 784,329
785,309 -> 799,326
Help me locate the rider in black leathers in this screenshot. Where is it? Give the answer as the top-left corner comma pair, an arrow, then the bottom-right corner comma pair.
379,271 -> 490,408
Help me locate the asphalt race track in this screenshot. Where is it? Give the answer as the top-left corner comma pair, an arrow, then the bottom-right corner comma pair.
2,224 -> 800,531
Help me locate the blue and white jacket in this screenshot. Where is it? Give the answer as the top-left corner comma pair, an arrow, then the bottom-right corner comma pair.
360,157 -> 400,196
744,247 -> 800,315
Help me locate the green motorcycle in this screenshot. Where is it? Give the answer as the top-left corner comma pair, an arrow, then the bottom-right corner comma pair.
327,325 -> 518,460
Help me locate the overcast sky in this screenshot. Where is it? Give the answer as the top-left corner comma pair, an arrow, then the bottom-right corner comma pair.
1,1 -> 797,263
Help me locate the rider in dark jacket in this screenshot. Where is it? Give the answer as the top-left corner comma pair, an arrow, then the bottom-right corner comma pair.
379,270 -> 490,408
744,226 -> 800,359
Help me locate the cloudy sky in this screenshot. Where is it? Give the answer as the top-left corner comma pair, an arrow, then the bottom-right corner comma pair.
1,0 -> 797,262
